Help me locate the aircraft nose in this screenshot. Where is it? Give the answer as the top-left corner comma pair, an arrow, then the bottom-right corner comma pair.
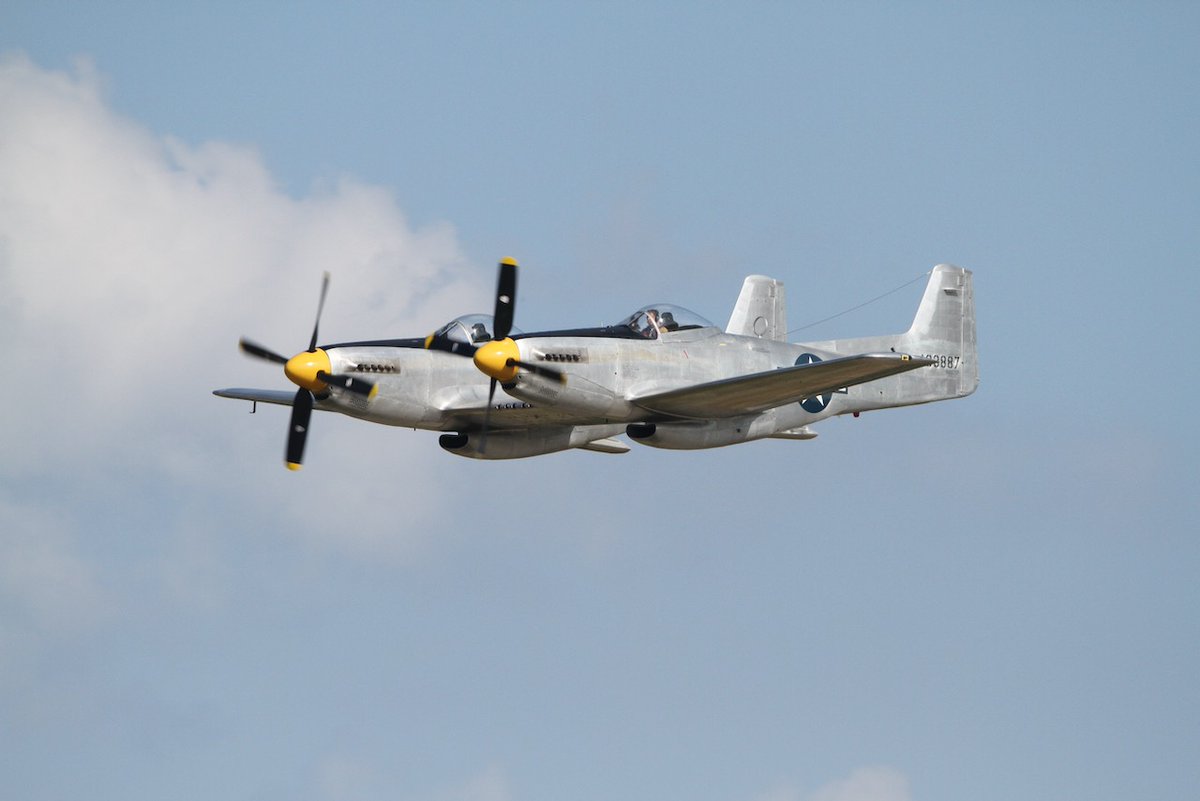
473,338 -> 520,383
284,348 -> 331,392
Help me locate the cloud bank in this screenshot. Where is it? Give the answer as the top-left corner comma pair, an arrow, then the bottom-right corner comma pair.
754,767 -> 912,801
0,53 -> 496,640
1,55 -> 486,481
809,767 -> 911,801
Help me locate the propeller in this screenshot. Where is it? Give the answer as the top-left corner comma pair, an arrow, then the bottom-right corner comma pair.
425,258 -> 567,452
286,385 -> 314,469
238,338 -> 288,364
238,272 -> 377,470
480,258 -> 565,450
465,259 -> 567,383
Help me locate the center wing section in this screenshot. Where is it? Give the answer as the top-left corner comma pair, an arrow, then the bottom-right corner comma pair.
631,353 -> 933,419
433,385 -> 594,430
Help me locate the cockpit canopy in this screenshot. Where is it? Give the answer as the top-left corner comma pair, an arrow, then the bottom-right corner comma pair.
432,306 -> 713,344
615,304 -> 715,339
432,314 -> 522,346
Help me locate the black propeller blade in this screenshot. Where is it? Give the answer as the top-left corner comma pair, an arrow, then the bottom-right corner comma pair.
472,258 -> 566,453
238,272 -> 376,470
488,259 -> 567,380
239,338 -> 288,364
308,272 -> 330,352
493,258 -> 517,340
316,370 -> 377,398
505,357 -> 566,383
286,388 -> 314,470
427,259 -> 566,382
424,333 -> 478,357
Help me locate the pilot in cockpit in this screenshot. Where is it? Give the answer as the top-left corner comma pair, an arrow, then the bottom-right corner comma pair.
470,323 -> 492,343
659,311 -> 678,332
642,309 -> 660,338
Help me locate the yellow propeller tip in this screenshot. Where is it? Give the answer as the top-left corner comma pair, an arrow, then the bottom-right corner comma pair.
424,333 -> 434,349
286,462 -> 303,471
368,384 -> 379,401
500,257 -> 518,267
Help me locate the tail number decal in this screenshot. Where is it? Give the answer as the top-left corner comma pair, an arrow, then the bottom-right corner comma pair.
918,354 -> 960,369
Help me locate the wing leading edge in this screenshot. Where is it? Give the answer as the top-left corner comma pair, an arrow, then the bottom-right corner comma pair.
631,353 -> 933,419
213,388 -> 299,407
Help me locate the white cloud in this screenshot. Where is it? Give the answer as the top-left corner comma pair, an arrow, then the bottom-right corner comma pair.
752,767 -> 912,801
0,53 -> 490,556
809,767 -> 911,801
431,764 -> 512,801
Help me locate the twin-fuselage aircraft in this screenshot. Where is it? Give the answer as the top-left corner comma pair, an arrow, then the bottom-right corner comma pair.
216,259 -> 978,468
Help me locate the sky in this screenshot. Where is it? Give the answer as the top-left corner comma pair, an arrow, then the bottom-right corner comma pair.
1,3 -> 1198,801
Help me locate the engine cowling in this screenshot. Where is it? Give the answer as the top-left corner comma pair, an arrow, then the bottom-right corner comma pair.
503,373 -> 635,419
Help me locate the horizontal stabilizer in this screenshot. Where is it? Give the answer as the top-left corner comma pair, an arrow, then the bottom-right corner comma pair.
632,353 -> 933,419
577,437 -> 631,454
770,426 -> 818,440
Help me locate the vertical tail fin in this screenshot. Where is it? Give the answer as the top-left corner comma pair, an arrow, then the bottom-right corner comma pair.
804,264 -> 978,412
726,275 -> 788,341
903,264 -> 978,397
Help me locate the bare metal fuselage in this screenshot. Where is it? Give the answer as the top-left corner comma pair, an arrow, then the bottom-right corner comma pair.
216,265 -> 977,459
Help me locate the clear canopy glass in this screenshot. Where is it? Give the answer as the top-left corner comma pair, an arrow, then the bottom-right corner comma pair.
433,314 -> 522,345
615,304 -> 715,339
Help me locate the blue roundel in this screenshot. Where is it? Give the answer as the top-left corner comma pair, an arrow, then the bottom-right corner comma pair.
795,353 -> 832,413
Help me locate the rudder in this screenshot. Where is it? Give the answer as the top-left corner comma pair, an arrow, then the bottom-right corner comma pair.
726,275 -> 787,341
903,264 -> 978,397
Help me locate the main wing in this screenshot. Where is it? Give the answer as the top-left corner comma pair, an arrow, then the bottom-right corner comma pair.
631,352 -> 933,419
212,388 -> 346,414
213,388 -> 298,406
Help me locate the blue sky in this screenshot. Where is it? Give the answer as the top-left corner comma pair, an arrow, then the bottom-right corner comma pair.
2,4 -> 1197,801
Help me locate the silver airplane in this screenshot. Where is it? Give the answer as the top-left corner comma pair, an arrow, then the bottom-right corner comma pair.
215,259 -> 978,468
